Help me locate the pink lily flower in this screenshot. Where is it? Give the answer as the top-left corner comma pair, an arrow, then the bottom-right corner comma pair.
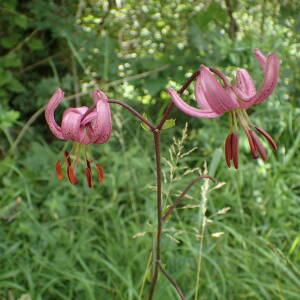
45,88 -> 112,186
167,48 -> 279,168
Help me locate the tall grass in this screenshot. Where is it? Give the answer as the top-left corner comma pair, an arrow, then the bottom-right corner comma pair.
1,96 -> 300,299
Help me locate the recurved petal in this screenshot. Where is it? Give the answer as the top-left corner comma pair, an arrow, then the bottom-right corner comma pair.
92,90 -> 112,144
45,88 -> 64,139
232,53 -> 279,106
195,74 -> 213,110
61,107 -> 91,144
81,112 -> 98,126
200,65 -> 239,113
167,88 -> 220,118
254,48 -> 267,69
253,53 -> 279,104
235,68 -> 256,98
92,89 -> 108,104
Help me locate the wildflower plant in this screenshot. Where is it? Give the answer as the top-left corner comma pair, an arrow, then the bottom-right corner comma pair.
45,48 -> 279,299
167,49 -> 279,168
45,89 -> 110,186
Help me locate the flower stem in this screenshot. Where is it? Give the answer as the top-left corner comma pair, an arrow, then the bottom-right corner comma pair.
158,261 -> 186,300
147,130 -> 162,300
148,71 -> 201,299
162,175 -> 216,223
155,70 -> 200,130
109,70 -> 201,299
108,99 -> 155,131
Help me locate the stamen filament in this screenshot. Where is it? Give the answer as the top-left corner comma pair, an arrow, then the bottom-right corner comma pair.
64,151 -> 72,166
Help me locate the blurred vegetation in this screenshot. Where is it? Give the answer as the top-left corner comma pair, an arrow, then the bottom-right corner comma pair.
0,0 -> 300,299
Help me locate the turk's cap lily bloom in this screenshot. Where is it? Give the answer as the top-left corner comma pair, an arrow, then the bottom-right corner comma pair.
46,88 -> 112,144
45,88 -> 111,187
167,48 -> 279,168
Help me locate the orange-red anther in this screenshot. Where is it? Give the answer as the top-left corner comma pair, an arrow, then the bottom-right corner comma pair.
85,167 -> 93,188
67,166 -> 78,184
232,133 -> 239,169
255,126 -> 277,150
96,163 -> 104,182
246,130 -> 259,159
225,133 -> 233,167
249,130 -> 267,161
55,160 -> 64,180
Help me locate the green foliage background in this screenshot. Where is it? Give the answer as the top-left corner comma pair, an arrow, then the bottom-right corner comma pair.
0,0 -> 300,299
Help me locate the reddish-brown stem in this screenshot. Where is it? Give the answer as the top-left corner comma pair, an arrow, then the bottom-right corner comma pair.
81,99 -> 155,132
148,130 -> 162,300
162,175 -> 216,223
108,99 -> 155,131
148,71 -> 201,299
155,70 -> 200,130
158,262 -> 186,300
108,71 -> 200,300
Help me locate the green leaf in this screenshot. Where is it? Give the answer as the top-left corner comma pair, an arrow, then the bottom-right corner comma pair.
143,76 -> 167,96
192,1 -> 227,30
27,38 -> 44,50
162,119 -> 176,130
7,78 -> 25,92
13,14 -> 28,29
208,148 -> 223,177
1,36 -> 17,49
207,2 -> 227,23
66,37 -> 86,70
0,70 -> 13,86
288,233 -> 300,256
3,1 -> 17,10
192,10 -> 211,30
1,53 -> 22,68
140,122 -> 151,132
0,108 -> 20,128
229,53 -> 240,65
140,112 -> 151,132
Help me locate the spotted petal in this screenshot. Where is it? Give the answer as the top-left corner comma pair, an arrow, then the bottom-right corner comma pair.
92,90 -> 112,144
61,107 -> 92,144
167,88 -> 220,118
254,48 -> 267,70
195,73 -> 213,110
45,88 -> 64,139
235,68 -> 256,98
253,53 -> 279,104
200,65 -> 239,113
232,53 -> 279,105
